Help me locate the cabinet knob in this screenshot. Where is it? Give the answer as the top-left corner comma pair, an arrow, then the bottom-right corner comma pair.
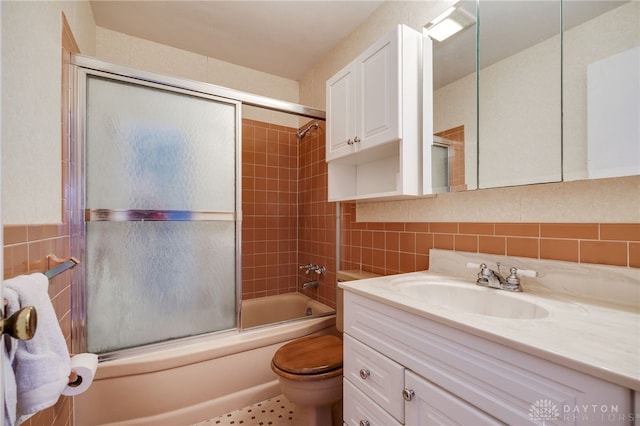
402,388 -> 415,401
359,421 -> 370,426
359,368 -> 370,379
354,136 -> 361,144
347,138 -> 354,145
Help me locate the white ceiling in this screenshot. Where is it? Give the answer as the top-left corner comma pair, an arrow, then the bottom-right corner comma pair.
90,1 -> 627,87
90,0 -> 384,81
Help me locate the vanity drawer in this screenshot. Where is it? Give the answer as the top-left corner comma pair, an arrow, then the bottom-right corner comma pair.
344,334 -> 405,422
343,379 -> 402,426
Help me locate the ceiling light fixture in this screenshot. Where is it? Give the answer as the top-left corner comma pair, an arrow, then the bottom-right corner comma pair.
425,4 -> 476,42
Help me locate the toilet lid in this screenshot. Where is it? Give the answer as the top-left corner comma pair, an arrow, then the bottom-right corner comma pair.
272,335 -> 343,375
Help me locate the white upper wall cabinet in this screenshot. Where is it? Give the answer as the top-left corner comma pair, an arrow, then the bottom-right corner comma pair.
327,28 -> 401,161
326,24 -> 424,201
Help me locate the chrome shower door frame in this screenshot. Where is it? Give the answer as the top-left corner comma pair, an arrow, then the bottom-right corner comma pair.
69,57 -> 243,358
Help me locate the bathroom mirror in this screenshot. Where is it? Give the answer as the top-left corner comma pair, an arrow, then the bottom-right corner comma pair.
431,0 -> 638,191
477,1 -> 562,189
562,1 -> 639,182
432,0 -> 478,191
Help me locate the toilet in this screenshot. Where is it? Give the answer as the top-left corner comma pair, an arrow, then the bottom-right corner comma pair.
271,270 -> 380,426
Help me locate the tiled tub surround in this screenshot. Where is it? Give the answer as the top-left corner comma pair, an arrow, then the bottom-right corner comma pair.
242,119 -> 300,300
242,119 -> 337,308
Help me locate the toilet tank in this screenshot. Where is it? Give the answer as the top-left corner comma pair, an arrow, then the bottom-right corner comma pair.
336,270 -> 381,333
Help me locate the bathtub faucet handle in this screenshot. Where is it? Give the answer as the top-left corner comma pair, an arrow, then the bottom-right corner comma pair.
312,265 -> 326,275
299,264 -> 325,275
299,264 -> 314,274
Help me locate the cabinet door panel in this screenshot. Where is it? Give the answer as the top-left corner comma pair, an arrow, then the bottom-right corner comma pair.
405,370 -> 505,426
326,64 -> 355,161
357,29 -> 400,148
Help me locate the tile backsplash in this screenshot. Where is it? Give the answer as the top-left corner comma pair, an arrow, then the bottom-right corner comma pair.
340,203 -> 640,275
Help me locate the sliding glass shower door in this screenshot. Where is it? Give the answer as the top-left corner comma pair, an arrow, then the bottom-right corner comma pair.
76,69 -> 241,354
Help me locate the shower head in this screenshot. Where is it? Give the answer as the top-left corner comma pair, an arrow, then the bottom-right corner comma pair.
296,121 -> 319,139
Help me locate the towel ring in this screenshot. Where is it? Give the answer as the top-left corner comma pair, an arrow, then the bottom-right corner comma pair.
1,305 -> 37,340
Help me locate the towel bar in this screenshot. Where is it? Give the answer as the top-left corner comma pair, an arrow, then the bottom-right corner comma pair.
44,255 -> 79,280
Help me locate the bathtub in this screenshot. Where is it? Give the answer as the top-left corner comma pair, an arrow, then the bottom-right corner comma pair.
74,292 -> 336,426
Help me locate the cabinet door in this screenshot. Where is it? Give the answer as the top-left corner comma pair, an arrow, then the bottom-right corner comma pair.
355,25 -> 400,150
404,370 -> 505,426
326,63 -> 356,161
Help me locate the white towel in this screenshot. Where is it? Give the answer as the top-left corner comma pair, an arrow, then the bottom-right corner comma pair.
3,287 -> 19,426
3,273 -> 71,425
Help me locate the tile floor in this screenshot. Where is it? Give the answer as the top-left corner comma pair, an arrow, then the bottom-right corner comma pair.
193,395 -> 296,426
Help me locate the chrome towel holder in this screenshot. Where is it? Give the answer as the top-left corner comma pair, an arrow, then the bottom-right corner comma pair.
44,254 -> 80,280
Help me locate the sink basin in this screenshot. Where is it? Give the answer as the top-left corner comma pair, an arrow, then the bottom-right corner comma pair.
390,278 -> 550,320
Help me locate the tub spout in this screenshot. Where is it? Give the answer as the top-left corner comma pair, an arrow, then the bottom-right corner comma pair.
302,280 -> 319,289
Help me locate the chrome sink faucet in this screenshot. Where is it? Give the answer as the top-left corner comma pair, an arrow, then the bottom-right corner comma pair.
475,262 -> 523,292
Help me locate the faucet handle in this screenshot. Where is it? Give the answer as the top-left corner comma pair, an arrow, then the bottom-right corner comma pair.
516,268 -> 538,278
502,267 -> 523,292
466,262 -> 482,270
313,266 -> 326,275
479,263 -> 492,277
468,262 -> 493,278
506,267 -> 520,285
299,264 -> 313,274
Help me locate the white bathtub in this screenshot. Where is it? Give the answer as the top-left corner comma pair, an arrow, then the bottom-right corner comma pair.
74,293 -> 336,425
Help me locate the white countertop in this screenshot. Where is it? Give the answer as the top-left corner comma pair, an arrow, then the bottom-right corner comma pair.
340,270 -> 640,391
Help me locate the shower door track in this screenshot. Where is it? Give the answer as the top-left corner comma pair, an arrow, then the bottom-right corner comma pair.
70,54 -> 326,121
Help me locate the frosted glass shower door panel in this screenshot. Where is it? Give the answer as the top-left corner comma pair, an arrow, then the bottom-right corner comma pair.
86,75 -> 236,211
83,73 -> 239,354
86,221 -> 236,353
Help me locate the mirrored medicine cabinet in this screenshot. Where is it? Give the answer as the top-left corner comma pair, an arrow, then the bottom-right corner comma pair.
431,0 -> 639,192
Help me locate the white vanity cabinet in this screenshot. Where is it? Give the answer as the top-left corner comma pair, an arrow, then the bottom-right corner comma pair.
326,24 -> 424,201
342,290 -> 633,426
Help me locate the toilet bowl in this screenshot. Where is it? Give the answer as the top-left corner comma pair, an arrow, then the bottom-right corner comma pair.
271,335 -> 343,426
270,270 -> 380,426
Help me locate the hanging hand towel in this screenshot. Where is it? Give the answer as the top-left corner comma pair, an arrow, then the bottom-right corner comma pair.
3,287 -> 20,426
4,273 -> 71,425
